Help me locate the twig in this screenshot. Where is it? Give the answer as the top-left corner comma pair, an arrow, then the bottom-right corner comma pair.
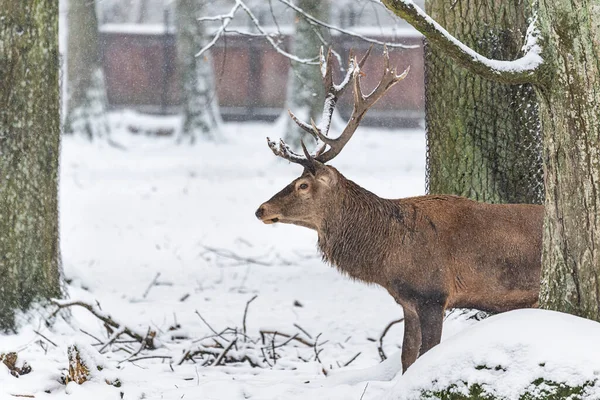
127,355 -> 171,362
33,330 -> 57,347
195,310 -> 220,336
293,323 -> 312,339
359,382 -> 369,400
99,326 -> 126,353
242,295 -> 258,341
51,300 -> 155,349
314,333 -> 323,363
259,330 -> 314,347
142,272 -> 161,299
80,329 -> 103,344
344,352 -> 361,367
277,0 -> 418,50
213,338 -> 237,366
201,245 -> 273,266
378,318 -> 404,361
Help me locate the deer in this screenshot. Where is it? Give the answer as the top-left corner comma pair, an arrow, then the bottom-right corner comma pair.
255,47 -> 543,373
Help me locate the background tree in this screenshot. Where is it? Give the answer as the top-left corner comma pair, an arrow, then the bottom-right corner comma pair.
176,0 -> 222,143
425,0 -> 543,204
283,0 -> 331,144
382,0 -> 600,321
64,0 -> 110,139
0,0 -> 62,331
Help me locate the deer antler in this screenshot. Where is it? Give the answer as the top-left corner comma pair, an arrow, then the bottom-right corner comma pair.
268,46 -> 409,167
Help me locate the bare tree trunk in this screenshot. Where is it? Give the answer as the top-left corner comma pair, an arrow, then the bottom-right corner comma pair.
425,0 -> 543,204
537,0 -> 600,321
0,0 -> 62,331
176,0 -> 221,143
283,0 -> 330,145
64,0 -> 109,139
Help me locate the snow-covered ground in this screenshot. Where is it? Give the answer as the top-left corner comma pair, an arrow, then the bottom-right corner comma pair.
1,115 -> 599,399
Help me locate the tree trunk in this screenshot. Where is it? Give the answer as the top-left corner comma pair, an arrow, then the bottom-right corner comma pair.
176,0 -> 221,143
425,0 -> 543,204
64,0 -> 109,139
537,0 -> 600,321
383,0 -> 600,321
0,0 -> 62,331
283,0 -> 330,145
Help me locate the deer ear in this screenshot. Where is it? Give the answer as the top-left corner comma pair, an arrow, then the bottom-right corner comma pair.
316,165 -> 336,186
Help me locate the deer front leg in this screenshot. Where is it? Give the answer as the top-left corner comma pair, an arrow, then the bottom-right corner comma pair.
400,304 -> 421,373
416,297 -> 445,355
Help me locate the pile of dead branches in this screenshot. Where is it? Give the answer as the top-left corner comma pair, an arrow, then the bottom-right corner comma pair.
50,295 -> 352,372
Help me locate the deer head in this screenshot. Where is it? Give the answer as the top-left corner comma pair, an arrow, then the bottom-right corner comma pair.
255,47 -> 409,231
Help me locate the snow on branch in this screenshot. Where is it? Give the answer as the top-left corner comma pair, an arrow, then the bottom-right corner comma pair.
196,0 -> 419,65
381,0 -> 543,84
277,0 -> 419,50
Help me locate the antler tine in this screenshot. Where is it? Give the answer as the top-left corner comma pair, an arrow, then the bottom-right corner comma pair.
320,47 -> 333,91
358,45 -> 373,69
316,48 -> 409,164
267,137 -> 316,171
288,109 -> 319,141
310,118 -> 335,145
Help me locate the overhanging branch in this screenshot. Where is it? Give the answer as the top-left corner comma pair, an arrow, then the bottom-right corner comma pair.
381,0 -> 543,85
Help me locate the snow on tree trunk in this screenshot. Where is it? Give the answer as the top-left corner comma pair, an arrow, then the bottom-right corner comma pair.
537,0 -> 600,321
425,0 -> 543,204
176,0 -> 221,143
283,0 -> 330,145
0,0 -> 62,331
64,0 -> 109,140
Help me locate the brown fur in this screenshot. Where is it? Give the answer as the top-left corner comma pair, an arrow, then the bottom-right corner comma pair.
256,164 -> 543,372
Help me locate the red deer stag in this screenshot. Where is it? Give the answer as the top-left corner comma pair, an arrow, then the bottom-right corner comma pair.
255,47 -> 543,373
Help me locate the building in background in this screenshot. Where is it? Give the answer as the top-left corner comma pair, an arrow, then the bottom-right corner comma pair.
97,0 -> 425,127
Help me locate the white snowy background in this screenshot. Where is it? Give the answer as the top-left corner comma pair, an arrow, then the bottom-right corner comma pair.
1,0 -> 599,398
1,115 -> 599,399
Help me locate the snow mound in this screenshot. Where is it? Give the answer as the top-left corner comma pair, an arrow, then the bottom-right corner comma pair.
387,309 -> 600,399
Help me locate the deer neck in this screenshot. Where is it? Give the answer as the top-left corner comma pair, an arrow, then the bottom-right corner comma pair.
316,178 -> 401,283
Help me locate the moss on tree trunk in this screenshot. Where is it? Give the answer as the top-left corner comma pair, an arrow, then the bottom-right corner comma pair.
425,0 -> 543,204
0,0 -> 62,331
537,0 -> 600,321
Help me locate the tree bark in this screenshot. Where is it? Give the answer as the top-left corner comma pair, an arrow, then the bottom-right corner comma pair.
283,0 -> 330,145
425,0 -> 543,204
64,0 -> 109,139
176,0 -> 221,143
0,0 -> 62,331
536,0 -> 600,321
383,0 -> 600,321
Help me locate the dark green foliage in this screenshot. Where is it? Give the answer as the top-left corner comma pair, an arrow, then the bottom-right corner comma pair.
420,378 -> 597,400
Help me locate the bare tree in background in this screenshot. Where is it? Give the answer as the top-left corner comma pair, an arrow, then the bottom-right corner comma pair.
0,0 -> 62,331
177,0 -> 222,143
283,0 -> 330,145
64,0 -> 110,139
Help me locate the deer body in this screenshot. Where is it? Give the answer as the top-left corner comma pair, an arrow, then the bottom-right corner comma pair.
256,47 -> 543,373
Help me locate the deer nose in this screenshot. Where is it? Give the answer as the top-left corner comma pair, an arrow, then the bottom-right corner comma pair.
255,206 -> 265,219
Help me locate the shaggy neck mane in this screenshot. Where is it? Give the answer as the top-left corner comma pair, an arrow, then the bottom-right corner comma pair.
317,171 -> 414,283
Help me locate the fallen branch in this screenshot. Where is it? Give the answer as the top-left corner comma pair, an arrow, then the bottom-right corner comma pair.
242,295 -> 258,340
378,318 -> 404,361
51,300 -> 156,350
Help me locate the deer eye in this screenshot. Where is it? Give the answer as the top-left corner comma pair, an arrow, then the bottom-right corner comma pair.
298,183 -> 309,190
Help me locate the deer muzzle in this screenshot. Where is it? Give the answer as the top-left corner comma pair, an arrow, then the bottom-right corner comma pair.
255,204 -> 281,224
